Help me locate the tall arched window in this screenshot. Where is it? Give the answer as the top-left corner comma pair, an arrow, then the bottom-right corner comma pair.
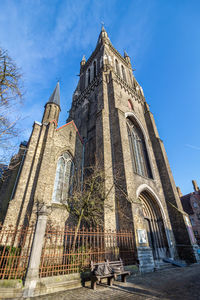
88,68 -> 91,85
127,118 -> 152,178
52,152 -> 74,203
115,59 -> 120,76
121,65 -> 126,82
93,61 -> 97,78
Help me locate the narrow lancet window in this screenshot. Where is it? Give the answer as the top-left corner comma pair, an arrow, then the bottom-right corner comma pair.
121,65 -> 126,82
115,59 -> 120,76
52,152 -> 74,203
88,68 -> 91,85
127,118 -> 152,179
93,61 -> 97,78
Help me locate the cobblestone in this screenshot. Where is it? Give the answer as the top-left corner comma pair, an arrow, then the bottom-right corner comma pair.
27,264 -> 200,300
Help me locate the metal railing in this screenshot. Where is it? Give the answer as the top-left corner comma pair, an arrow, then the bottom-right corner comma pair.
39,225 -> 136,277
0,224 -> 34,279
0,224 -> 136,279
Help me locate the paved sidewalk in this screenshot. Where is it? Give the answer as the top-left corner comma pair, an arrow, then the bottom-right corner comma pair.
31,264 -> 200,300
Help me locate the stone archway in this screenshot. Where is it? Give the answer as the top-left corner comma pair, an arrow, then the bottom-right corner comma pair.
138,190 -> 169,261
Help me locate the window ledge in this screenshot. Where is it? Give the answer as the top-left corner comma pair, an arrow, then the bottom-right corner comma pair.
51,202 -> 68,209
133,171 -> 154,181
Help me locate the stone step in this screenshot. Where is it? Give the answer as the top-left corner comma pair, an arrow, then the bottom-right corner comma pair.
154,263 -> 176,271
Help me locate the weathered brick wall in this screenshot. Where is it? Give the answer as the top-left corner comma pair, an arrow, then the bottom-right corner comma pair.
2,118 -> 82,230
144,102 -> 197,261
0,148 -> 26,224
1,28 -> 198,265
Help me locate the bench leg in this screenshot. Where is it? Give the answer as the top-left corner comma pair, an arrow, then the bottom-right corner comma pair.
108,277 -> 114,286
121,274 -> 127,283
91,279 -> 97,290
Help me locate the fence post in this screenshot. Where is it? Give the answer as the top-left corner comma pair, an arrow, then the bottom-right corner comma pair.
23,204 -> 51,297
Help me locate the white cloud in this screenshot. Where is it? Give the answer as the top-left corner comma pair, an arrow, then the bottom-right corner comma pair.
0,0 -> 152,162
185,144 -> 200,151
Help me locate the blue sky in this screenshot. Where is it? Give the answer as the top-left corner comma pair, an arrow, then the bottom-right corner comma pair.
0,0 -> 200,195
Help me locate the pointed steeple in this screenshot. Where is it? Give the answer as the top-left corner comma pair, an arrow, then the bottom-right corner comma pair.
80,55 -> 86,67
124,50 -> 131,65
124,50 -> 129,58
42,82 -> 61,124
80,55 -> 86,74
97,24 -> 109,45
47,81 -> 60,107
81,55 -> 86,63
101,24 -> 106,32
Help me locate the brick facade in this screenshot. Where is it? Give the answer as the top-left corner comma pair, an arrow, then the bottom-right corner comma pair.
0,27 -> 199,269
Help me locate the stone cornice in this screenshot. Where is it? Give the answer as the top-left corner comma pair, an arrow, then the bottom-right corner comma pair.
82,38 -> 131,71
72,73 -> 103,108
81,43 -> 102,71
107,42 -> 131,69
112,71 -> 145,104
71,68 -> 145,111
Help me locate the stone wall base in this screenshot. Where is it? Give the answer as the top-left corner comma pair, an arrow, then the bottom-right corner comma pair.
137,246 -> 155,273
0,274 -> 82,299
33,273 -> 82,297
0,279 -> 23,299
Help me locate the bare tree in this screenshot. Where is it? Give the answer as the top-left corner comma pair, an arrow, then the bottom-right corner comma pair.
65,163 -> 114,250
0,47 -> 23,104
0,47 -> 23,166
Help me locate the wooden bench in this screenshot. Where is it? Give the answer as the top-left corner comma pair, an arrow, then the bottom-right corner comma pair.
90,259 -> 130,290
90,261 -> 115,290
108,258 -> 130,283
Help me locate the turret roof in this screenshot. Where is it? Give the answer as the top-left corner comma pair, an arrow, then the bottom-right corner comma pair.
47,82 -> 60,106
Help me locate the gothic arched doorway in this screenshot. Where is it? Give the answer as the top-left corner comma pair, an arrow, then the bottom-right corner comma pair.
139,190 -> 169,261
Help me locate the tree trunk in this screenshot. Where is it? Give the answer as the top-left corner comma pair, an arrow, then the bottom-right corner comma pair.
72,208 -> 84,252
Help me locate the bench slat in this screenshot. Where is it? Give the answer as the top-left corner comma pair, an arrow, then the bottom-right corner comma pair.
90,259 -> 130,289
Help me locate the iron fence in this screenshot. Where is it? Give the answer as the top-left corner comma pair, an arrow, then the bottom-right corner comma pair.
0,223 -> 136,279
39,225 -> 136,277
0,224 -> 34,279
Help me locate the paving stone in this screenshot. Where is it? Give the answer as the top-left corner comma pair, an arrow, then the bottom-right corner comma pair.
20,264 -> 200,300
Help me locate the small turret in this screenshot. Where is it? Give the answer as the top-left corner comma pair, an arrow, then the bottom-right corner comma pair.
124,50 -> 131,65
42,82 -> 61,124
176,186 -> 183,197
80,55 -> 86,73
192,180 -> 199,192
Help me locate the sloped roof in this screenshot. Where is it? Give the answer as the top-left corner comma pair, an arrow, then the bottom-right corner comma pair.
47,82 -> 60,106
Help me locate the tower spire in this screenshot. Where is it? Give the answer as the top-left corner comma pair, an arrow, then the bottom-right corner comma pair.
47,81 -> 60,107
101,21 -> 105,32
42,82 -> 61,124
80,55 -> 86,73
124,50 -> 131,65
97,23 -> 109,45
124,50 -> 128,58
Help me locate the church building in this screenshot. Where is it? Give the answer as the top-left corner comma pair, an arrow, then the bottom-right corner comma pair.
0,27 -> 199,272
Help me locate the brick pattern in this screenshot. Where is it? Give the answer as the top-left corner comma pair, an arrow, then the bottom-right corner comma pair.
0,28 -> 198,271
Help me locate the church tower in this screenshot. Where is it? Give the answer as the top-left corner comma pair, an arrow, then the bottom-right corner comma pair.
68,26 -> 199,270
0,27 -> 199,274
1,82 -> 83,231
